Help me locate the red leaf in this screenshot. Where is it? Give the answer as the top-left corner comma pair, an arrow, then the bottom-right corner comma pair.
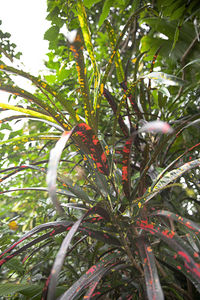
137,236 -> 164,300
73,123 -> 109,176
122,135 -> 135,199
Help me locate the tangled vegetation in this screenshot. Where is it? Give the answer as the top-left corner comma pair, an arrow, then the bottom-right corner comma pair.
0,0 -> 200,299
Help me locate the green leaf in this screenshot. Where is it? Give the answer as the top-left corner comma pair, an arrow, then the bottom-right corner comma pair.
0,284 -> 32,296
44,26 -> 59,41
137,237 -> 164,300
98,0 -> 113,27
145,158 -> 200,203
0,132 -> 4,140
0,102 -> 56,124
145,72 -> 185,86
1,123 -> 12,130
4,258 -> 24,275
83,0 -> 102,9
76,0 -> 99,120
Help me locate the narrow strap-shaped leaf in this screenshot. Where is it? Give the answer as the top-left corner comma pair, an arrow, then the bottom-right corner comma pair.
47,131 -> 72,215
120,81 -> 142,119
105,20 -> 124,83
0,221 -> 71,259
0,162 -> 92,204
122,135 -> 135,199
137,236 -> 164,300
58,174 -> 92,203
0,102 -> 55,123
2,115 -> 63,131
0,63 -> 79,123
57,252 -> 120,300
45,206 -> 110,300
0,187 -> 75,197
145,72 -> 185,86
152,141 -> 200,189
47,124 -> 109,216
0,132 -> 59,147
79,226 -> 120,246
144,158 -> 200,203
0,223 -> 73,267
157,254 -> 200,293
0,83 -> 70,130
137,220 -> 200,284
103,88 -> 129,136
73,123 -> 109,175
98,5 -> 149,119
0,223 -> 119,268
101,5 -> 149,88
76,0 -> 99,111
151,210 -> 200,234
0,207 -> 109,261
131,113 -> 200,198
0,134 -> 58,148
69,32 -> 95,129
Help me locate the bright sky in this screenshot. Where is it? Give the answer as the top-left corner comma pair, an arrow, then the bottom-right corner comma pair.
0,0 -> 49,73
0,0 -> 49,104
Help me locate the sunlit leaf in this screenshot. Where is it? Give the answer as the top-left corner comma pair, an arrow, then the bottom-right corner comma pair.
145,72 -> 185,86
145,158 -> 200,203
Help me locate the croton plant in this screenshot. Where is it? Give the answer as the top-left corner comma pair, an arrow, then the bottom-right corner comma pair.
0,1 -> 200,299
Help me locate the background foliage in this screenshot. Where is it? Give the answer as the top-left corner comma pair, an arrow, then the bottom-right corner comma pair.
0,0 -> 200,299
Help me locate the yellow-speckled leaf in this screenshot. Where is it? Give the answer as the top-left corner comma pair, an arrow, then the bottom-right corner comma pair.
0,102 -> 55,123
76,0 -> 99,112
105,20 -> 124,83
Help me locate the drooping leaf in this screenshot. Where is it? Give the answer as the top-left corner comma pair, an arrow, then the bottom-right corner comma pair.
145,158 -> 200,203
0,210 -> 115,268
145,72 -> 185,86
151,210 -> 200,235
0,83 -> 70,130
58,252 -> 121,300
0,102 -> 56,123
0,132 -> 59,147
0,187 -> 75,198
0,221 -> 72,263
44,205 -> 111,300
137,220 -> 200,287
137,236 -> 164,300
0,63 -> 79,123
47,130 -> 72,215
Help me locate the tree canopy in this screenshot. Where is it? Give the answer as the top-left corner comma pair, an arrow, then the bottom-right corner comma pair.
0,0 -> 200,299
